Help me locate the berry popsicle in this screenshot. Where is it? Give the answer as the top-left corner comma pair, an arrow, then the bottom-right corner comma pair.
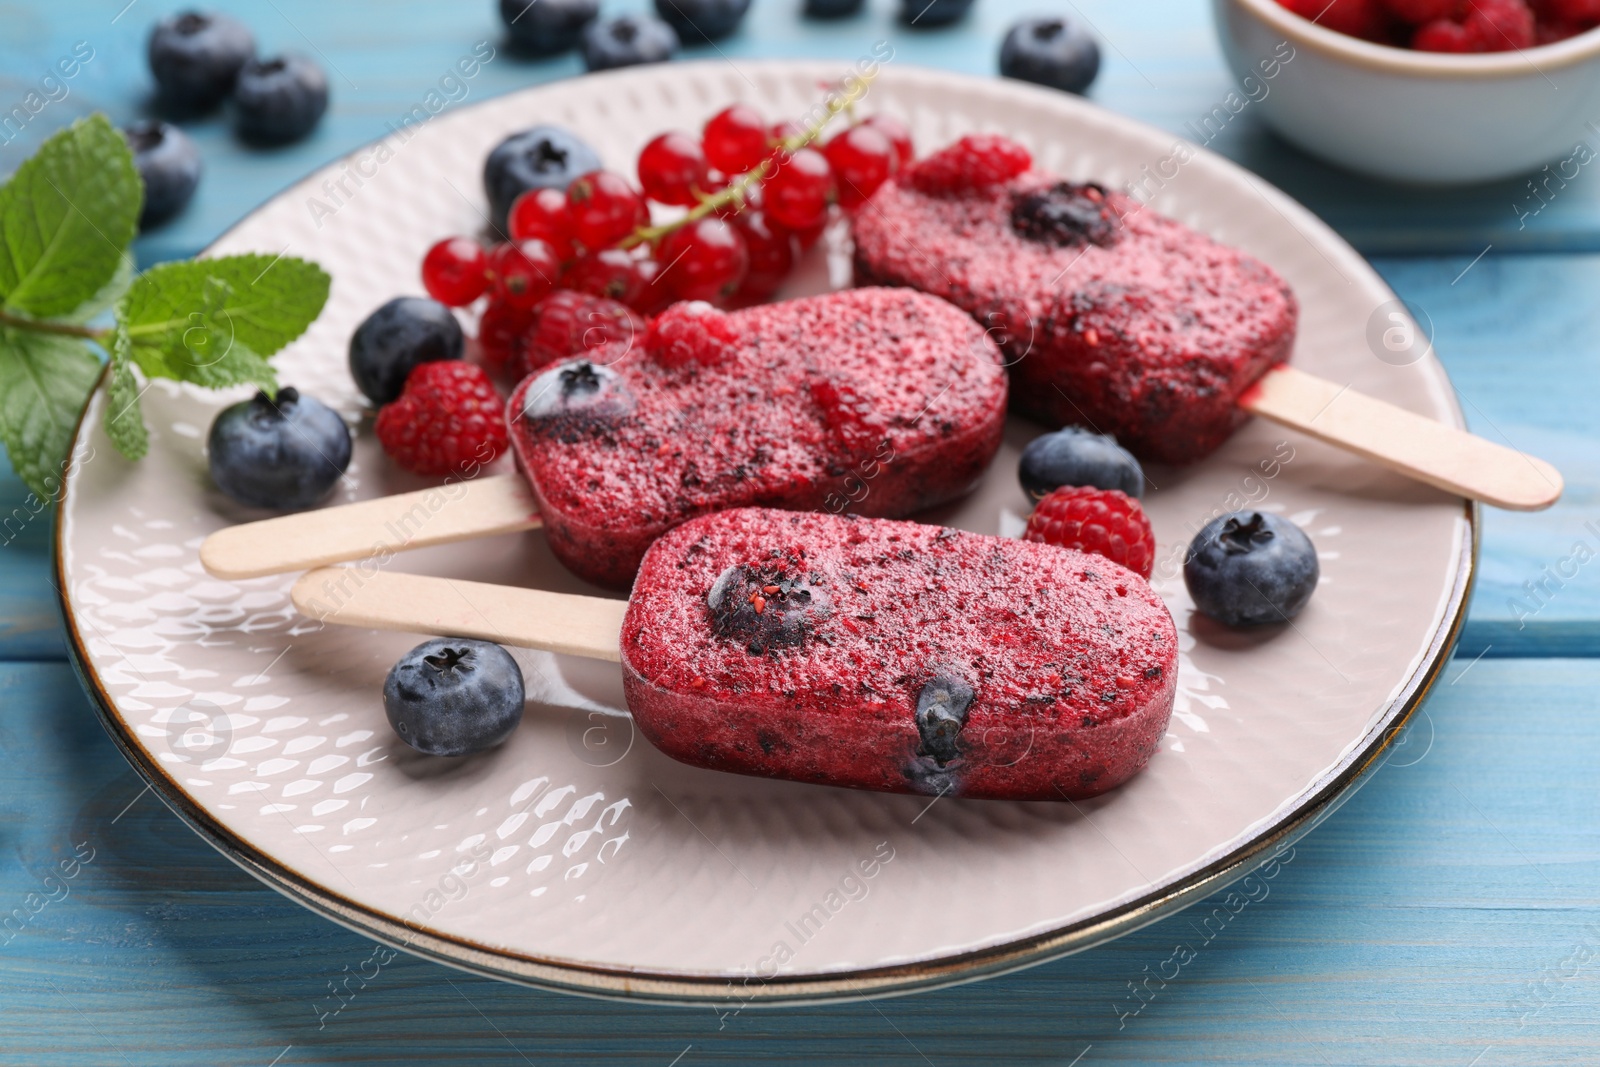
851,135 -> 1562,510
293,508 -> 1179,800
852,135 -> 1299,465
201,287 -> 1009,585
510,288 -> 1007,588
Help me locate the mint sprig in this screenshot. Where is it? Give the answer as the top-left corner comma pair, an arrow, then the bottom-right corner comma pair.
0,114 -> 331,499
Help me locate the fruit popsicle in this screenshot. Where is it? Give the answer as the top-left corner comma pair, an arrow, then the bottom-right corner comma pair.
851,136 -> 1298,465
624,508 -> 1178,799
508,287 -> 1008,588
296,507 -> 1178,800
201,287 -> 1008,584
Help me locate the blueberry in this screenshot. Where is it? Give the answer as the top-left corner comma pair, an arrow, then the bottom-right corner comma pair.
519,360 -> 636,440
707,565 -> 831,655
147,10 -> 256,111
803,0 -> 865,17
1019,426 -> 1143,500
580,16 -> 680,73
1000,17 -> 1101,95
654,0 -> 751,42
207,387 -> 351,510
124,121 -> 202,229
383,638 -> 525,757
899,0 -> 974,27
499,0 -> 599,56
233,54 -> 328,144
483,126 -> 602,235
348,297 -> 464,405
914,673 -> 973,766
1012,182 -> 1120,248
1184,511 -> 1319,627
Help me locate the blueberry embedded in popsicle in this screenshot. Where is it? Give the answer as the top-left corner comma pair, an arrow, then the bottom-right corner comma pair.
1010,182 -> 1121,248
518,359 -> 637,441
706,564 -> 832,655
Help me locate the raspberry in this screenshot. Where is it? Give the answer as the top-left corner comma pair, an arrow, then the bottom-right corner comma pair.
1539,0 -> 1600,20
1381,0 -> 1459,21
375,361 -> 508,476
646,301 -> 740,367
1277,0 -> 1391,38
1023,486 -> 1155,579
1536,17 -> 1593,43
1413,16 -> 1475,47
907,134 -> 1032,196
810,377 -> 888,459
1415,0 -> 1536,48
520,289 -> 643,377
1463,0 -> 1536,48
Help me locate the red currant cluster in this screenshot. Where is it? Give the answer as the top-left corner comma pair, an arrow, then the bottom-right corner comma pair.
418,103 -> 915,380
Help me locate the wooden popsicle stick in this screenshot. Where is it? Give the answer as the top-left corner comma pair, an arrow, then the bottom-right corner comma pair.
291,567 -> 625,663
1238,366 -> 1563,512
200,474 -> 542,581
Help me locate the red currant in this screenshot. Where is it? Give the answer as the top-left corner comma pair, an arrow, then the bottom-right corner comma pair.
565,171 -> 649,251
762,147 -> 835,232
487,239 -> 561,310
507,188 -> 576,262
703,104 -> 769,175
768,119 -> 804,154
657,217 -> 750,303
630,261 -> 677,316
637,131 -> 711,207
731,210 -> 797,303
862,115 -> 915,172
564,248 -> 645,305
421,237 -> 489,307
778,217 -> 826,251
477,298 -> 534,372
824,125 -> 895,209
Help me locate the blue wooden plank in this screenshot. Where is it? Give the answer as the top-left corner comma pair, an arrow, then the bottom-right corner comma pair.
3,0 -> 1598,262
1371,253 -> 1600,655
0,460 -> 63,662
0,657 -> 1595,1064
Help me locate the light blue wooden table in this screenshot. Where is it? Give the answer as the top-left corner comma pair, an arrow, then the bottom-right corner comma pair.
3,1 -> 1599,1063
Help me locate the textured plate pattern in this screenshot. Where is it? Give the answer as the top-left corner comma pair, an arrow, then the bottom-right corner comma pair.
57,62 -> 1469,998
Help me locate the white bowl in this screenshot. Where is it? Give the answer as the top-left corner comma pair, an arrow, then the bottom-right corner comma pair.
1213,0 -> 1600,184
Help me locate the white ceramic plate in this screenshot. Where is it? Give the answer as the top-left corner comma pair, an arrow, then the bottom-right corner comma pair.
56,61 -> 1471,1003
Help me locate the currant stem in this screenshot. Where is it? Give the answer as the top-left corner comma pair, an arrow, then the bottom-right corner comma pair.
619,71 -> 878,250
0,308 -> 109,342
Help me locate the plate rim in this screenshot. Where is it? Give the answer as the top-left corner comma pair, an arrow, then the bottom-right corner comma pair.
53,60 -> 1477,1004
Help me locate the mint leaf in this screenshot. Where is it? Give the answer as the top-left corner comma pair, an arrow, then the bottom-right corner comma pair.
0,114 -> 141,318
59,251 -> 136,325
102,323 -> 148,461
118,254 -> 329,389
0,327 -> 101,499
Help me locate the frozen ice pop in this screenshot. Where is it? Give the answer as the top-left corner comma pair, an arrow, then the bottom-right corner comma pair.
508,287 -> 1008,588
851,156 -> 1297,465
294,508 -> 1180,800
848,135 -> 1561,511
202,287 -> 1008,583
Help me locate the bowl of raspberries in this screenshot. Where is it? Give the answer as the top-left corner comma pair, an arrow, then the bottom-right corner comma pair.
1214,0 -> 1600,182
